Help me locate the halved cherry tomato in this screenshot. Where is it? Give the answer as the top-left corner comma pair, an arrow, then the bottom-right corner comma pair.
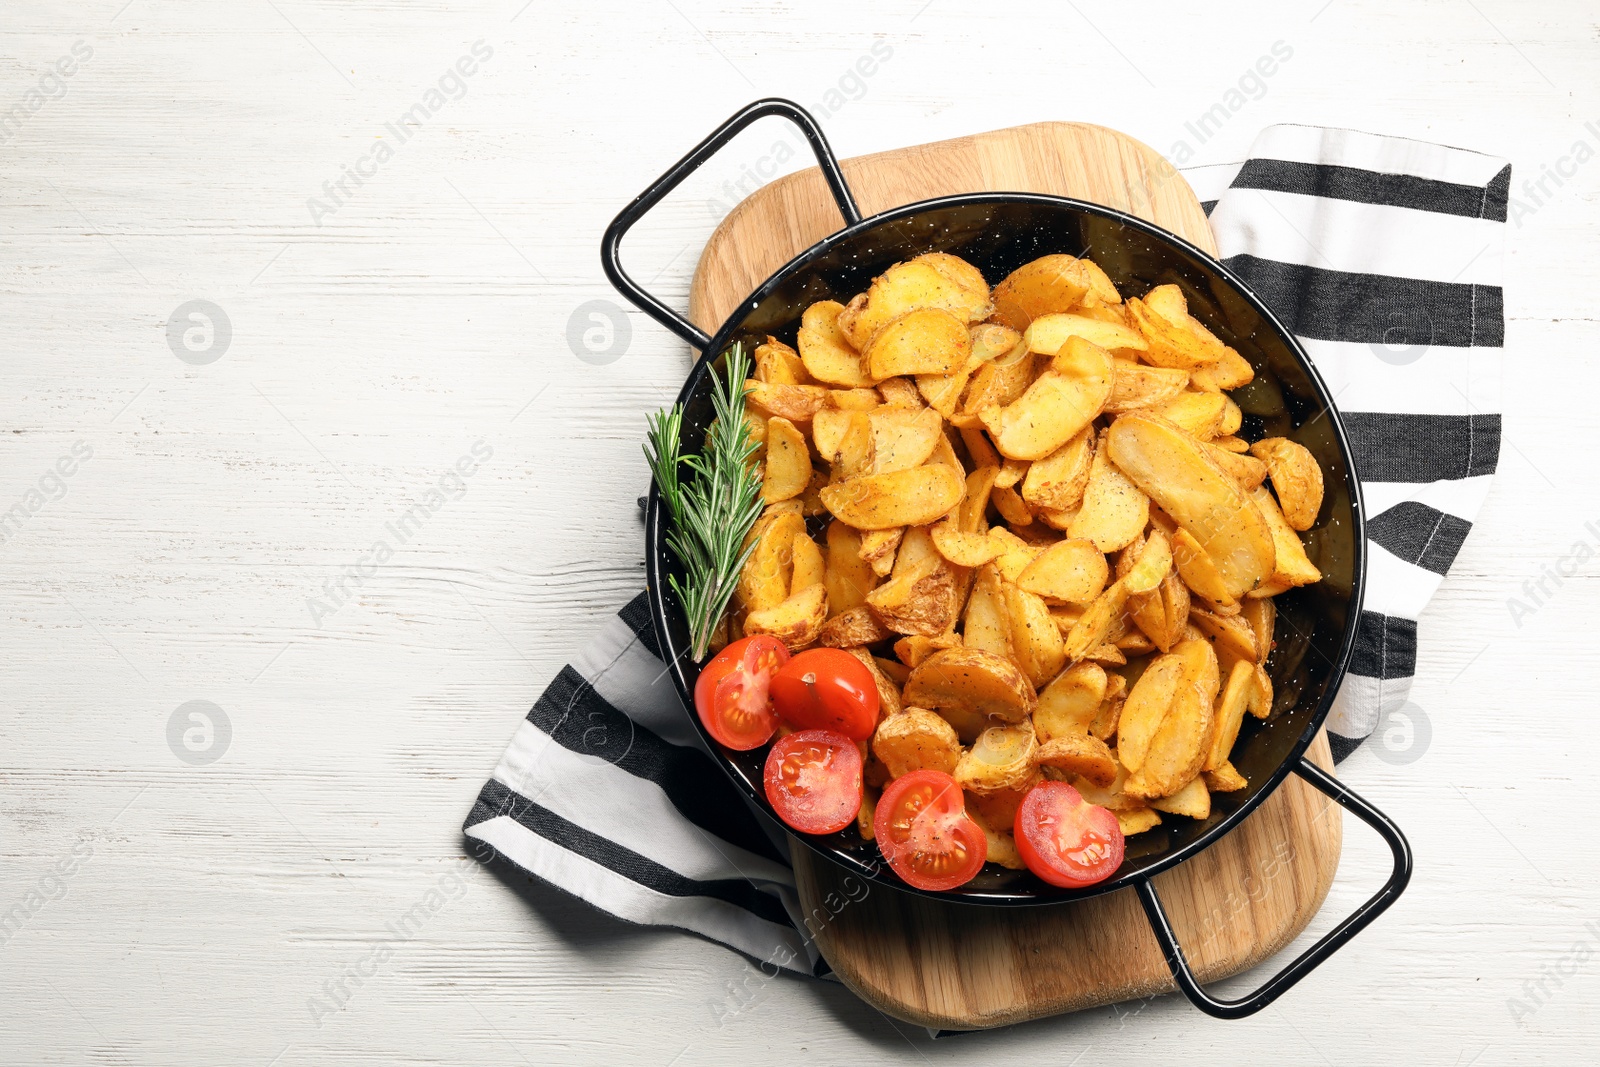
763,729 -> 863,834
872,769 -> 987,892
1014,780 -> 1125,889
693,636 -> 790,751
769,648 -> 880,741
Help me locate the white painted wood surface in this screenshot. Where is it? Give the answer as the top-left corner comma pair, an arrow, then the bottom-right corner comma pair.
0,0 -> 1594,1061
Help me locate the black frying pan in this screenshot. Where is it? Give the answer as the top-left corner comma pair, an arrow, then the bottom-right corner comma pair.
603,99 -> 1411,1019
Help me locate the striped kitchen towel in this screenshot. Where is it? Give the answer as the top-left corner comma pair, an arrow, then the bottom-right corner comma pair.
464,124 -> 1507,975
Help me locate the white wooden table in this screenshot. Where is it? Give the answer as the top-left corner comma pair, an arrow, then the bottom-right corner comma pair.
2,0 -> 1594,1062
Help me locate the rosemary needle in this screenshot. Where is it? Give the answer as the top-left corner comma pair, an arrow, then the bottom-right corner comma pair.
644,342 -> 763,661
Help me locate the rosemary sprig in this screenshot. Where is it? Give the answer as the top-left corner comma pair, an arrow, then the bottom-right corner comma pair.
644,342 -> 763,661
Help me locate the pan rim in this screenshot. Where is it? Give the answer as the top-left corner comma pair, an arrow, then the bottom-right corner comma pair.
645,190 -> 1368,906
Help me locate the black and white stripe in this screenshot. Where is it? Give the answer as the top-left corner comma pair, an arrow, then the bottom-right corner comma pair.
466,124 -> 1507,977
464,598 -> 820,974
1191,124 -> 1506,756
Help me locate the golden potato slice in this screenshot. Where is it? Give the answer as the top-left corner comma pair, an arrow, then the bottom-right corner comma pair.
1116,807 -> 1163,836
872,708 -> 962,779
980,337 -> 1114,461
1204,442 -> 1268,491
1129,567 -> 1190,653
865,307 -> 972,380
919,324 -> 1022,417
961,563 -> 1012,658
1250,438 -> 1324,531
1205,659 -> 1257,771
994,457 -> 1029,490
868,404 -> 944,474
761,417 -> 811,503
1240,597 -> 1275,664
874,655 -> 910,687
1002,581 -> 1066,689
917,252 -> 990,303
966,800 -> 1027,869
1033,661 -> 1107,741
1036,733 -> 1117,787
828,388 -> 881,411
839,259 -> 991,350
842,645 -> 903,720
957,347 -> 1035,421
813,409 -> 872,477
1060,756 -> 1141,812
1204,761 -> 1248,793
1090,675 -> 1126,741
754,336 -> 812,385
969,322 -> 1022,363
742,582 -> 827,650
1151,775 -> 1211,818
1018,538 -> 1108,604
1061,578 -> 1132,664
1218,396 -> 1242,437
869,378 -> 915,408
1089,642 -> 1125,664
1125,639 -> 1218,797
987,527 -> 1044,585
1155,390 -> 1228,440
954,724 -> 1039,794
738,508 -> 805,611
1067,433 -> 1148,551
1126,293 -> 1227,370
1248,484 -> 1322,591
1019,427 -> 1094,512
858,526 -> 903,576
857,785 -> 878,839
1121,528 -> 1173,595
1116,652 -> 1182,772
892,632 -> 961,668
798,300 -> 874,388
1169,526 -> 1238,607
1024,313 -> 1148,357
790,531 -> 825,594
904,646 -> 1037,723
1190,607 -> 1257,665
1079,258 -> 1122,304
1249,663 -> 1273,719
818,605 -> 894,648
989,254 -> 1094,331
745,380 -> 830,422
931,523 -> 1001,568
1106,359 -> 1189,413
1106,414 -> 1275,599
867,556 -> 957,637
820,464 -> 964,530
991,483 -> 1034,526
824,520 -> 877,614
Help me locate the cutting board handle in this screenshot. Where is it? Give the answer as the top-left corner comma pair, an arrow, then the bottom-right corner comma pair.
1136,757 -> 1413,1019
602,98 -> 861,352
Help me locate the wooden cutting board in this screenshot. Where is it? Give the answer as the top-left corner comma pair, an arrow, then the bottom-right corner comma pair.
688,121 -> 1342,1031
